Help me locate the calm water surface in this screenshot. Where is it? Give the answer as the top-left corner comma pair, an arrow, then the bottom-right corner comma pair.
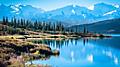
28,34 -> 120,67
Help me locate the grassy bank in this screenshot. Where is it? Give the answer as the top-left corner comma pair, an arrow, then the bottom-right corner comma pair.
0,36 -> 59,67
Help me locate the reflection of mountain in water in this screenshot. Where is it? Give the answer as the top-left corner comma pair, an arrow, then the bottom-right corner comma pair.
30,36 -> 120,66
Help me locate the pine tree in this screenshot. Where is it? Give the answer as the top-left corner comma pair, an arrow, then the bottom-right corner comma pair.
2,16 -> 6,25
2,16 -> 8,25
20,19 -> 24,28
17,19 -> 20,28
34,20 -> 38,30
5,17 -> 8,24
83,26 -> 87,34
10,17 -> 14,26
23,19 -> 25,28
13,17 -> 17,28
26,20 -> 29,29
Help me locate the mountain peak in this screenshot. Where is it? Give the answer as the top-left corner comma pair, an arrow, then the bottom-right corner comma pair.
10,5 -> 19,12
15,4 -> 22,7
0,4 -> 7,8
65,4 -> 82,8
88,5 -> 94,10
94,2 -> 116,8
95,2 -> 107,5
91,2 -> 117,16
72,4 -> 76,8
0,3 -> 120,25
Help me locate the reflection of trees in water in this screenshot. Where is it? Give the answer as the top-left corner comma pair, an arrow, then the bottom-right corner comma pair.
83,38 -> 89,46
48,39 -> 80,48
44,39 -> 70,48
32,38 -> 97,48
32,38 -> 105,49
82,37 -> 109,46
32,39 -> 79,48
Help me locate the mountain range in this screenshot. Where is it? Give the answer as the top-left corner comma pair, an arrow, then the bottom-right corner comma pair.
0,3 -> 120,25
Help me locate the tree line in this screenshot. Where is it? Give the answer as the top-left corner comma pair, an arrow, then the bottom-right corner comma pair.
0,17 -> 76,35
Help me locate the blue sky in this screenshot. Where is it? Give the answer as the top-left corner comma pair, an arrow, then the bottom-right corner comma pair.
0,0 -> 120,11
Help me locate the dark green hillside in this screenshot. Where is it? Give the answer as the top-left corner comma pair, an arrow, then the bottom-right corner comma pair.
69,18 -> 120,34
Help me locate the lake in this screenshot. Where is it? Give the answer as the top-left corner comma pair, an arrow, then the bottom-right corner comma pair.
27,34 -> 120,67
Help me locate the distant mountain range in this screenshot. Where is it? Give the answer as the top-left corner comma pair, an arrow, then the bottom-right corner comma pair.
0,3 -> 120,25
69,18 -> 120,34
0,4 -> 44,20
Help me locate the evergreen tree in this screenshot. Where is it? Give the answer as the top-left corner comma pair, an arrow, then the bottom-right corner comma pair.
17,19 -> 20,28
2,16 -> 5,23
5,17 -> 8,24
26,20 -> 29,29
20,19 -> 24,28
2,16 -> 8,25
34,20 -> 38,30
10,17 -> 14,26
13,17 -> 17,28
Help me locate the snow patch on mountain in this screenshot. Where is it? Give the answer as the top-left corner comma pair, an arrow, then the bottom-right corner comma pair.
10,6 -> 19,12
0,3 -> 120,25
16,12 -> 20,14
23,5 -> 27,6
113,4 -> 119,8
103,10 -> 117,16
73,4 -> 76,8
15,4 -> 21,7
72,9 -> 75,14
88,5 -> 94,10
82,14 -> 86,18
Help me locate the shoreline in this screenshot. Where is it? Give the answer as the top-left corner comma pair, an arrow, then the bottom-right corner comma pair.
0,37 -> 59,67
0,32 -> 111,66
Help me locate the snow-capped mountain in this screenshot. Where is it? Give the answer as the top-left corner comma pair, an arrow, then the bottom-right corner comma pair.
0,3 -> 120,25
91,3 -> 117,16
0,4 -> 44,19
0,4 -> 14,18
41,5 -> 95,24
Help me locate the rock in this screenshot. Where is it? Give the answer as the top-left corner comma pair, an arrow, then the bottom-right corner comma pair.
52,50 -> 60,56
